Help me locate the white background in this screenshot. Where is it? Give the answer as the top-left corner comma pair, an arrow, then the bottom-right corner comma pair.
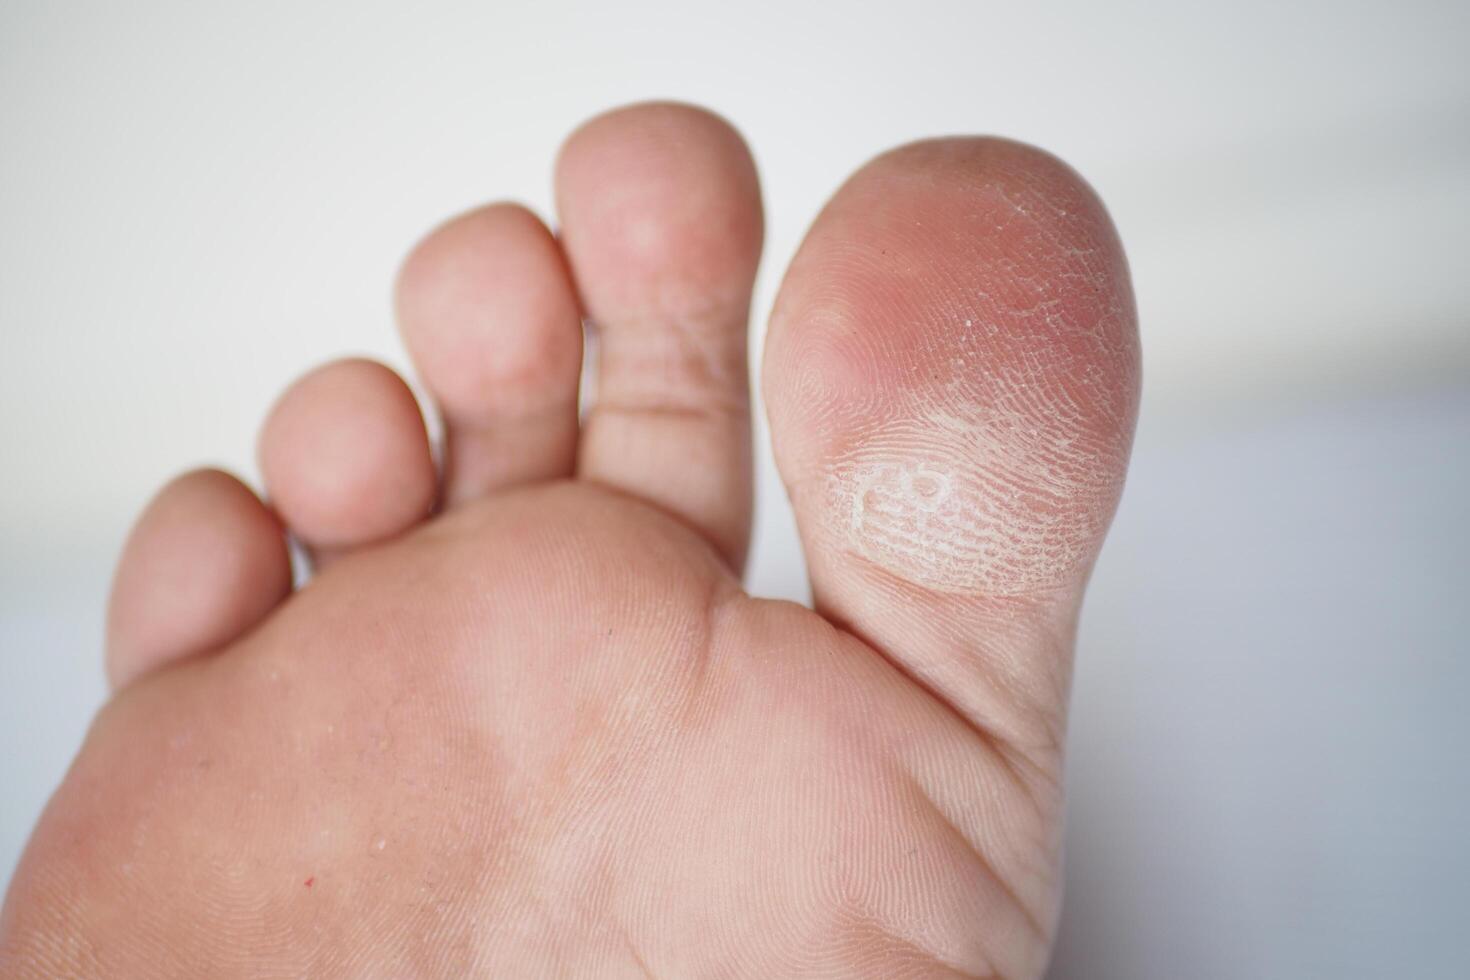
2,1 -> 1468,975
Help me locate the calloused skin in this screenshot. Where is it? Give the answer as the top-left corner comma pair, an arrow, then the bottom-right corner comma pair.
0,103 -> 1138,978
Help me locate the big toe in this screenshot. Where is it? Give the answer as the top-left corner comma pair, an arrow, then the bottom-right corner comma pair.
764,137 -> 1140,755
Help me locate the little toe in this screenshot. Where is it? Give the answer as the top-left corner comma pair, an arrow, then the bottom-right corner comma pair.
764,138 -> 1141,757
556,102 -> 763,572
258,357 -> 436,565
106,468 -> 291,689
396,203 -> 583,505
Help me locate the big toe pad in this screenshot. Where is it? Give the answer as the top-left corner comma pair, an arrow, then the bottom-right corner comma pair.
767,139 -> 1139,600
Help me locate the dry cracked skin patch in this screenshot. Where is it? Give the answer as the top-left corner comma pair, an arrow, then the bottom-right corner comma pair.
825,400 -> 1120,596
797,164 -> 1137,597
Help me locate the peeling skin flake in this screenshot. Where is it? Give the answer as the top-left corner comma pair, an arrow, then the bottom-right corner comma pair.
827,391 -> 1122,596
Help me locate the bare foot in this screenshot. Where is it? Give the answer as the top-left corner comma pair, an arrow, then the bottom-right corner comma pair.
0,102 -> 1138,978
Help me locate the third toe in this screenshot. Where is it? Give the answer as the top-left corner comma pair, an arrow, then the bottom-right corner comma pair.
396,203 -> 584,505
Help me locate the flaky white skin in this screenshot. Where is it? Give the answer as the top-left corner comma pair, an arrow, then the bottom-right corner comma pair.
0,104 -> 1138,979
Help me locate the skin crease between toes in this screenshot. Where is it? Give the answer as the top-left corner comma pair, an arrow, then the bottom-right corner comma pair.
0,104 -> 1137,980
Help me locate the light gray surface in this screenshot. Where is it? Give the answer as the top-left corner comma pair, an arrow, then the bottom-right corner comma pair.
3,1 -> 1469,975
1049,389 -> 1470,979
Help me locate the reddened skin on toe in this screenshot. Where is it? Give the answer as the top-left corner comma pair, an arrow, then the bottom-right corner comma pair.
763,136 -> 1140,760
766,137 -> 1139,602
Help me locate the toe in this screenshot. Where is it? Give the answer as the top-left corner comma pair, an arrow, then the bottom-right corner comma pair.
106,468 -> 291,689
556,102 -> 763,572
396,203 -> 583,505
258,357 -> 435,564
764,138 -> 1140,759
